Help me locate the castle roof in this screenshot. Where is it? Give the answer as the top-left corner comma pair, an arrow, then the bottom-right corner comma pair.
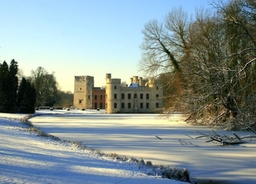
129,83 -> 139,88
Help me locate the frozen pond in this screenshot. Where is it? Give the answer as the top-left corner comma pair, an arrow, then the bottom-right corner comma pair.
30,110 -> 256,183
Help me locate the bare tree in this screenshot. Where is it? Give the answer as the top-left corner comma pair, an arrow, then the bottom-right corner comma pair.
139,8 -> 192,112
182,0 -> 256,129
140,8 -> 191,74
29,66 -> 58,107
218,0 -> 256,129
139,0 -> 256,130
181,9 -> 227,123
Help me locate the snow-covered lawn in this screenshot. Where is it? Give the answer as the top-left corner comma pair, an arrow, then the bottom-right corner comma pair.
0,113 -> 188,184
30,110 -> 256,184
1,110 -> 256,184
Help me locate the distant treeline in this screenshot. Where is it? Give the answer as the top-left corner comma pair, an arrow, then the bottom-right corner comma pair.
0,60 -> 73,113
0,60 -> 36,113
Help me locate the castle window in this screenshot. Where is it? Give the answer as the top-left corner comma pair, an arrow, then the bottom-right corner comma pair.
140,103 -> 143,108
146,103 -> 149,108
88,95 -> 90,100
114,94 -> 117,99
140,93 -> 143,99
146,94 -> 149,99
121,93 -> 125,99
156,94 -> 159,98
121,103 -> 125,108
134,101 -> 138,109
114,103 -> 117,108
156,86 -> 159,90
79,99 -> 83,104
80,88 -> 82,90
128,93 -> 131,99
128,103 -> 131,108
114,86 -> 117,89
156,103 -> 159,108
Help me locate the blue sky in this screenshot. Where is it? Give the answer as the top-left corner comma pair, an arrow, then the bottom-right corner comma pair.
1,0 -> 216,92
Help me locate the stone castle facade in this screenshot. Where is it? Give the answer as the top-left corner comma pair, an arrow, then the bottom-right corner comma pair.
73,73 -> 163,114
73,76 -> 105,110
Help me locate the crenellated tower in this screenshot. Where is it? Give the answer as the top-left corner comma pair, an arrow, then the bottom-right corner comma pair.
73,76 -> 94,109
106,73 -> 121,113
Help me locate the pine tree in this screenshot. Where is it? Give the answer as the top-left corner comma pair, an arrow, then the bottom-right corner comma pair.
17,77 -> 36,113
8,59 -> 19,112
0,61 -> 12,112
0,62 -> 3,111
16,77 -> 27,111
25,81 -> 36,113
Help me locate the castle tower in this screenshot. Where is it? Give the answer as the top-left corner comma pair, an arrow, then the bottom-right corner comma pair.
133,76 -> 138,83
106,73 -> 121,113
73,76 -> 94,109
148,78 -> 155,88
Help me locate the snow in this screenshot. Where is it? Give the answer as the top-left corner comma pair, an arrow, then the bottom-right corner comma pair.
0,113 -> 188,184
1,110 -> 256,184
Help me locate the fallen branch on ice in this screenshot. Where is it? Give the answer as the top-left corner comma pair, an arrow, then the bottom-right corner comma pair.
195,129 -> 256,145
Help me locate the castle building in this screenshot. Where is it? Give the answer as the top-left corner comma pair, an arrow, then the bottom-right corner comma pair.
92,87 -> 105,109
105,73 -> 163,114
73,74 -> 163,113
73,76 -> 105,109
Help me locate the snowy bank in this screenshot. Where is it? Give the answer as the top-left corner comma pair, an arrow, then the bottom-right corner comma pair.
0,113 -> 189,184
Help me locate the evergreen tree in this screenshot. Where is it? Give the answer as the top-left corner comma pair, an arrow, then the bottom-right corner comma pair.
17,77 -> 36,113
16,77 -> 27,110
0,61 -> 13,112
0,60 -> 37,113
0,62 -> 3,111
8,59 -> 19,112
0,60 -> 19,112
